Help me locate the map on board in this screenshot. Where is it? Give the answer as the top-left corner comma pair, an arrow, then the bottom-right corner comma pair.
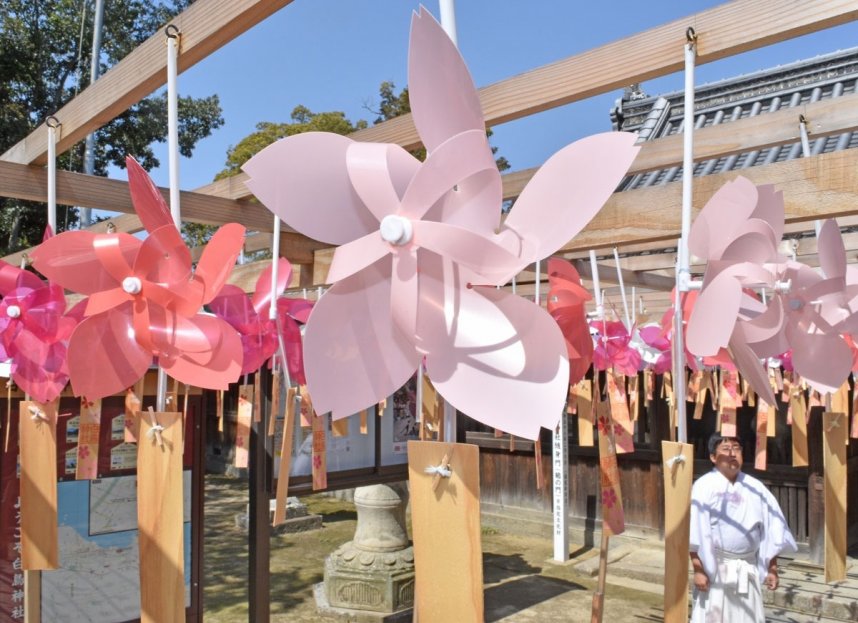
89,472 -> 191,535
41,478 -> 191,622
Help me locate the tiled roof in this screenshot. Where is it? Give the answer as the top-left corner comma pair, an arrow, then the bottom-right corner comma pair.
612,46 -> 858,192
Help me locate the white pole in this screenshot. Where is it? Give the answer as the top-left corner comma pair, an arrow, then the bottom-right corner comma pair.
613,248 -> 631,330
158,25 -> 181,412
589,250 -> 604,320
46,117 -> 59,234
439,0 -> 459,444
673,29 -> 697,444
552,404 -> 569,562
799,116 -> 823,239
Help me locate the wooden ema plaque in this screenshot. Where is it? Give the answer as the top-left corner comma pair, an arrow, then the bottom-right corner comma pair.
234,384 -> 253,468
19,400 -> 59,570
754,402 -> 768,470
575,379 -> 594,447
76,397 -> 101,480
661,441 -> 693,623
407,441 -> 482,622
823,411 -> 847,583
137,411 -> 184,623
273,387 -> 298,526
790,390 -> 809,467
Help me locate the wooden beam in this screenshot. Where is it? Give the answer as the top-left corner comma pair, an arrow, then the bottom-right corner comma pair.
196,89 -> 858,204
0,161 -> 325,264
347,0 -> 858,150
1,0 -> 295,166
572,260 -> 674,292
563,147 -> 858,252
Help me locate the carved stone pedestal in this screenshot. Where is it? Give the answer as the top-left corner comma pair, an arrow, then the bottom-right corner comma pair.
320,483 -> 415,618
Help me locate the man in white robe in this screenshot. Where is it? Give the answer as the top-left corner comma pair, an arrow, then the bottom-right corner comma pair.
689,433 -> 797,622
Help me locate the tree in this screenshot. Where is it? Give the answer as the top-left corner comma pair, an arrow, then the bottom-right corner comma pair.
0,0 -> 224,255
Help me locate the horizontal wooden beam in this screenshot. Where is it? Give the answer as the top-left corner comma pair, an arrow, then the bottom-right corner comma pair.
572,260 -> 675,292
1,0 -> 295,166
0,161 -> 324,264
348,0 -> 858,150
564,147 -> 858,252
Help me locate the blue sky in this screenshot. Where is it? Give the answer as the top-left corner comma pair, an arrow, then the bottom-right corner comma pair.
141,1 -> 858,192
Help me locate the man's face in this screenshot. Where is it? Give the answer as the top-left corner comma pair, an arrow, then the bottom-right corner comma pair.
710,438 -> 743,481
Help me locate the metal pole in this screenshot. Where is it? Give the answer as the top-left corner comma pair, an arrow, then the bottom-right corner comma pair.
46,117 -> 59,234
81,0 -> 105,228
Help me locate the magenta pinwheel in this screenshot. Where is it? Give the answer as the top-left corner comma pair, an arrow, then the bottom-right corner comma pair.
589,319 -> 641,377
277,295 -> 313,386
242,9 -> 639,439
31,157 -> 245,400
0,257 -> 83,402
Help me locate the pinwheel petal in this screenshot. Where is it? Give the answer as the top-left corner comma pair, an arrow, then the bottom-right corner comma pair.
346,142 -> 417,222
687,269 -> 743,357
786,324 -> 851,395
210,284 -> 259,333
818,218 -> 847,281
423,285 -> 569,440
500,132 -> 639,276
688,176 -> 759,261
68,309 -> 153,399
9,331 -> 69,403
250,258 -> 292,316
278,297 -> 314,324
194,222 -> 246,304
126,156 -> 175,233
159,315 -> 243,389
408,7 -> 485,154
243,132 -> 378,245
0,261 -> 43,294
728,334 -> 776,407
135,223 -> 193,286
303,261 -> 420,418
31,231 -> 140,295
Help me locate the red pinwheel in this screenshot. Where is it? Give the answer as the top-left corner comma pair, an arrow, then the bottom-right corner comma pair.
242,9 -> 639,439
546,258 -> 593,385
277,295 -> 313,386
31,157 -> 245,399
589,319 -> 641,376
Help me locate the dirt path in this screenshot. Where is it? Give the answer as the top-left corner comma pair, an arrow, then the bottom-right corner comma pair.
203,476 -> 666,622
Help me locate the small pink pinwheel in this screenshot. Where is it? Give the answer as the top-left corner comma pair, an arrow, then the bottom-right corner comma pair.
209,259 -> 292,375
31,157 -> 246,399
636,324 -> 671,374
277,295 -> 313,386
0,257 -> 84,402
589,319 -> 641,376
243,9 -> 638,440
546,258 -> 593,385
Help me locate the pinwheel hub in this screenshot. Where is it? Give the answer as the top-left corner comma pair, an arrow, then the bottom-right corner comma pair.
122,276 -> 143,295
788,298 -> 804,311
379,215 -> 413,246
6,305 -> 20,319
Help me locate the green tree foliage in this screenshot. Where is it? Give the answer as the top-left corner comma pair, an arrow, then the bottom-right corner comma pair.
0,0 -> 224,255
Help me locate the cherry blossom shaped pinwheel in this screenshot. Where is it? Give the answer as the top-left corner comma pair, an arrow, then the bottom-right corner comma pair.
546,258 -> 593,385
242,8 -> 639,439
685,177 -> 786,405
0,259 -> 84,402
210,258 -> 292,375
636,323 -> 672,374
31,157 -> 245,399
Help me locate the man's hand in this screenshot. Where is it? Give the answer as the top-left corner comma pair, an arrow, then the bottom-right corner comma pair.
765,568 -> 779,590
693,569 -> 710,592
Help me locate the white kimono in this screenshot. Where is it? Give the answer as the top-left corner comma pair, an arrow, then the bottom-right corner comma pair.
689,469 -> 797,623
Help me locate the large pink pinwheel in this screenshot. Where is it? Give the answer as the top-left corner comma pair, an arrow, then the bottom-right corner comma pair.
0,259 -> 84,402
243,9 -> 638,439
31,157 -> 245,399
546,258 -> 593,385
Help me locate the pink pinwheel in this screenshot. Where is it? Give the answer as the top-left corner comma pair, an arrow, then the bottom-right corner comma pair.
0,258 -> 84,402
590,319 -> 641,376
637,324 -> 671,374
277,296 -> 313,386
546,258 -> 593,385
31,157 -> 245,399
243,9 -> 639,439
210,259 -> 292,375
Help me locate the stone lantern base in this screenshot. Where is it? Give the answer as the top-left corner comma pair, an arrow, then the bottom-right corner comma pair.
324,541 -> 415,612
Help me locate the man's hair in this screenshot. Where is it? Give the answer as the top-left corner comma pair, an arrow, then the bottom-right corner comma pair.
707,432 -> 743,456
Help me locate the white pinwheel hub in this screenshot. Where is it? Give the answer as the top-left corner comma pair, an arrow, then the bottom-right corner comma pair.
6,305 -> 20,319
379,215 -> 413,246
122,276 -> 143,295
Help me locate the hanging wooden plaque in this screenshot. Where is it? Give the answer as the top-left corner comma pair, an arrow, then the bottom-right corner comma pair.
754,402 -> 768,470
575,379 -> 594,447
661,441 -> 693,623
234,384 -> 253,468
76,398 -> 101,480
311,412 -> 327,491
606,373 -> 634,454
408,441 -> 482,623
137,410 -> 184,623
823,411 -> 847,583
19,400 -> 59,570
273,387 -> 297,526
596,400 -> 624,536
791,390 -> 809,467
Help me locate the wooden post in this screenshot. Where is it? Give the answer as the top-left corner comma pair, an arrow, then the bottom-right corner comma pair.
807,408 -> 825,565
823,411 -> 847,582
590,531 -> 609,623
249,366 -> 272,622
662,441 -> 694,623
408,441 -> 482,622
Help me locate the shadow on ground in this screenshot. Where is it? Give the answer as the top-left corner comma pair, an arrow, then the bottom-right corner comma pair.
483,552 -> 543,584
485,575 -> 585,622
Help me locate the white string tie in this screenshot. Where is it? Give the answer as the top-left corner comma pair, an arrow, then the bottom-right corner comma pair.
28,405 -> 48,422
665,454 -> 686,469
147,407 -> 165,448
424,464 -> 452,478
